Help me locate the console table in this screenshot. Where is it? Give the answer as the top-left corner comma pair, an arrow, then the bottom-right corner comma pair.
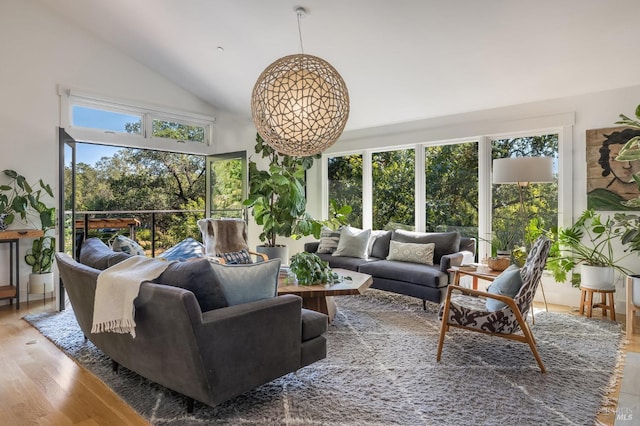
0,229 -> 44,309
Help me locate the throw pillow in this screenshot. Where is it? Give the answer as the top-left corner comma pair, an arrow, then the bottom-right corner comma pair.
209,259 -> 281,306
391,230 -> 460,264
111,235 -> 146,256
153,258 -> 229,311
157,237 -> 205,262
317,227 -> 342,254
216,248 -> 253,264
386,240 -> 435,265
485,265 -> 523,311
79,237 -> 132,270
369,230 -> 392,259
332,226 -> 371,259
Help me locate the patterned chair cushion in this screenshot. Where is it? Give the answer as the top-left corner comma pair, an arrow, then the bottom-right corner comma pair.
439,294 -> 520,334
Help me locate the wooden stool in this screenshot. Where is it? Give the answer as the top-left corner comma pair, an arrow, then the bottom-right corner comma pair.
579,287 -> 616,321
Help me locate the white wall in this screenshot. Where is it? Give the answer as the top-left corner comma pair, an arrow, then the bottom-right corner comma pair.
0,0 -> 249,305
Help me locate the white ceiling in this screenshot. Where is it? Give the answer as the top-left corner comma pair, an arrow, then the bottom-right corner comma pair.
39,0 -> 640,131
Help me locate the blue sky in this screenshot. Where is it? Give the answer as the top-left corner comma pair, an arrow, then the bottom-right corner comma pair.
72,106 -> 137,165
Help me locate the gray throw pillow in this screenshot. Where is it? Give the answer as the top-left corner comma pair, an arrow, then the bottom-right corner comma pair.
317,227 -> 342,254
391,230 -> 460,264
153,258 -> 229,311
209,258 -> 281,306
369,230 -> 392,259
332,226 -> 371,259
79,237 -> 132,270
486,265 -> 523,311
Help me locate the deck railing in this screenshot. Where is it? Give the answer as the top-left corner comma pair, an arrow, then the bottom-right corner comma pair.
67,208 -> 245,258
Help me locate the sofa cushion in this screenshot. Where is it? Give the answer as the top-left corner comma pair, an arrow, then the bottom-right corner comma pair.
157,237 -> 204,261
209,259 -> 281,306
391,230 -> 460,264
153,258 -> 228,311
301,308 -> 328,341
79,238 -> 132,270
369,230 -> 392,259
486,265 -> 523,311
111,235 -> 146,256
333,226 -> 371,258
317,227 -> 341,254
358,260 -> 447,289
317,252 -> 378,271
387,240 -> 435,265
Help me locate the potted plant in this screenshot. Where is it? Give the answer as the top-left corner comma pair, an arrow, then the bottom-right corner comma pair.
0,169 -> 56,293
243,133 -> 323,261
24,189 -> 56,294
289,252 -> 349,285
0,169 -> 39,231
546,209 -> 631,289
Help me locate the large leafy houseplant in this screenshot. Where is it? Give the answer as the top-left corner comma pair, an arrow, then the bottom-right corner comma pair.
0,169 -> 55,273
243,134 -> 322,247
0,169 -> 40,227
546,209 -> 631,287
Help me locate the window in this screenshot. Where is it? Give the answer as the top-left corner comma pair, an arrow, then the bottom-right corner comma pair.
425,142 -> 478,237
152,118 -> 205,143
72,104 -> 142,135
372,149 -> 415,230
491,134 -> 559,252
60,87 -> 213,148
327,154 -> 363,228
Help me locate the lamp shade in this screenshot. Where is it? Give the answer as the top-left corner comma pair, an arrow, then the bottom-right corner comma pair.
251,53 -> 350,157
493,157 -> 554,184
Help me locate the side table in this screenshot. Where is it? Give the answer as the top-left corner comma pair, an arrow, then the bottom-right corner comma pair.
579,287 -> 616,321
0,229 -> 44,309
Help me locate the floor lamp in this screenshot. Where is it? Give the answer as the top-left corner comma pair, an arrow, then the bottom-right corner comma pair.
493,156 -> 554,318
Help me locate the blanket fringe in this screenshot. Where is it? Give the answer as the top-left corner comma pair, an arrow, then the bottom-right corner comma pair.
91,318 -> 137,338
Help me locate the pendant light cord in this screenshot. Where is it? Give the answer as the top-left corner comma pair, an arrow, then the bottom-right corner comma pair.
297,10 -> 304,54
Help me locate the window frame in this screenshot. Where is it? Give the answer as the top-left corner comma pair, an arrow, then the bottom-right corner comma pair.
322,125 -> 571,261
59,86 -> 214,154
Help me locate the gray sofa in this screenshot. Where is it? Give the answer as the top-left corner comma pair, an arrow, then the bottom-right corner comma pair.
305,229 -> 476,308
55,238 -> 328,411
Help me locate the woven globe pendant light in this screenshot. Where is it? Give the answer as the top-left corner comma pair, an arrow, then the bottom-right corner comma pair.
251,8 -> 349,157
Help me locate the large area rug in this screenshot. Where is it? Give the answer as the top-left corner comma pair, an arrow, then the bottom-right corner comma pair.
24,289 -> 622,425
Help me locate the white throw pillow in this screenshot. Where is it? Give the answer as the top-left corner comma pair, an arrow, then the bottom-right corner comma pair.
332,226 -> 371,259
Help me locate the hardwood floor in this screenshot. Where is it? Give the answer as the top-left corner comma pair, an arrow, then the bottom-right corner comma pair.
0,299 -> 637,425
0,299 -> 148,425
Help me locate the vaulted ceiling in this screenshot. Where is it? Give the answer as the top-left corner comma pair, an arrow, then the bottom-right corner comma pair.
39,0 -> 640,131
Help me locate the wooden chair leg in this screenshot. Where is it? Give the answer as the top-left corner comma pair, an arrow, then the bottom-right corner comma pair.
436,288 -> 454,362
513,306 -> 546,373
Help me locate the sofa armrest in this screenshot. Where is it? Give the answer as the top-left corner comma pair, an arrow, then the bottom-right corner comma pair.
439,251 -> 474,272
193,294 -> 304,404
304,241 -> 320,253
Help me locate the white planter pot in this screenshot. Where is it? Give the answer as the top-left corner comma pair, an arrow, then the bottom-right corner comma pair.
29,272 -> 54,294
580,265 -> 615,290
631,275 -> 640,307
256,245 -> 289,264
